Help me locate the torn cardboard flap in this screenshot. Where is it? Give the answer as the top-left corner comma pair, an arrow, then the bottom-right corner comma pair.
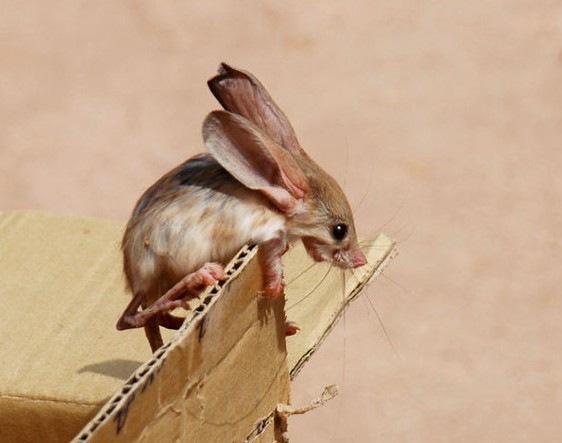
0,211 -> 396,442
74,243 -> 289,443
283,235 -> 398,378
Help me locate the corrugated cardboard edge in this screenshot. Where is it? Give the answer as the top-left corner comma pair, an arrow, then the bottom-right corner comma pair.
0,211 -> 396,442
73,243 -> 289,442
71,235 -> 397,442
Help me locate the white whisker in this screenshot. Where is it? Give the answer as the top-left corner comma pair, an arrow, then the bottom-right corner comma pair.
286,263 -> 334,311
285,261 -> 318,287
365,291 -> 400,359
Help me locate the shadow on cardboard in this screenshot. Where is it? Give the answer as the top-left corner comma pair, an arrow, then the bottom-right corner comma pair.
78,359 -> 144,380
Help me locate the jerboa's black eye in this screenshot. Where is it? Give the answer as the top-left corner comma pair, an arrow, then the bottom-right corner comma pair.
331,223 -> 348,241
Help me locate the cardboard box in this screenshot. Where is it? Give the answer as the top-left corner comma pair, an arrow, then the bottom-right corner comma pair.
0,211 -> 396,442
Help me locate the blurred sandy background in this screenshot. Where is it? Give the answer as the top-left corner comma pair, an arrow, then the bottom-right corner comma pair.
2,1 -> 561,441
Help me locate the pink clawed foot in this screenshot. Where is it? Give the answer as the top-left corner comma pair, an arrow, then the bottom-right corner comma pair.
155,262 -> 225,312
189,262 -> 225,289
116,262 -> 225,330
168,262 -> 225,309
284,320 -> 300,336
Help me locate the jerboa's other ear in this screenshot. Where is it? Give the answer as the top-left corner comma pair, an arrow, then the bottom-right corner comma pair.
208,63 -> 302,154
203,110 -> 309,214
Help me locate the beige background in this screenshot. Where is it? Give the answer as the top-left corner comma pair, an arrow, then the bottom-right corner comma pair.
2,1 -> 561,442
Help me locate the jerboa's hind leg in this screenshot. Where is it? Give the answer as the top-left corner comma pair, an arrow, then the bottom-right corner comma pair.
159,313 -> 185,330
119,263 -> 225,330
115,291 -> 164,352
142,299 -> 164,352
116,263 -> 225,351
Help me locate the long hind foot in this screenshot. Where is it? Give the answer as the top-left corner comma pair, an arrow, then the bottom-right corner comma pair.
159,312 -> 185,330
144,317 -> 164,352
116,262 -> 225,330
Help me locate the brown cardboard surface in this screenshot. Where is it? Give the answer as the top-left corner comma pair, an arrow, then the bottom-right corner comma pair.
0,210 -> 290,442
74,242 -> 289,443
0,211 -> 154,442
0,211 -> 395,442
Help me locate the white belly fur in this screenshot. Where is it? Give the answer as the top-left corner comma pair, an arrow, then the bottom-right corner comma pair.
132,191 -> 287,295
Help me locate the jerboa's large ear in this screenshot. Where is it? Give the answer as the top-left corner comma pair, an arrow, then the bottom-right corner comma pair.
203,110 -> 309,214
208,63 -> 302,154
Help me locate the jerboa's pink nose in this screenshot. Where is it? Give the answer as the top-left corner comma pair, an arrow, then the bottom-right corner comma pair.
351,249 -> 367,268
